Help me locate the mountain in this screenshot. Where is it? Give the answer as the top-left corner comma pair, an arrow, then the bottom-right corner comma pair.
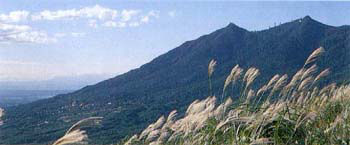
0,16 -> 349,144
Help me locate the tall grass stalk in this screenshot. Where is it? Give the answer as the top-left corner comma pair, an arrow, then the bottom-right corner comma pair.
52,117 -> 102,145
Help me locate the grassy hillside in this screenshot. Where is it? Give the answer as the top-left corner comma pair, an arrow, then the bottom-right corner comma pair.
122,48 -> 350,145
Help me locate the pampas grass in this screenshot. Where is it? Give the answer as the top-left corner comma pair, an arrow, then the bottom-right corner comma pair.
304,47 -> 325,67
208,59 -> 217,96
266,74 -> 280,89
121,47 -> 349,145
243,68 -> 260,89
250,138 -> 273,145
313,68 -> 330,84
53,130 -> 88,145
139,116 -> 165,140
269,74 -> 288,97
208,59 -> 217,78
0,108 -> 4,126
301,64 -> 318,80
223,65 -> 242,92
298,76 -> 314,91
0,108 -> 3,118
52,117 -> 102,145
222,64 -> 243,103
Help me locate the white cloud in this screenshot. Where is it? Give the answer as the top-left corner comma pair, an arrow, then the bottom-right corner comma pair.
168,11 -> 176,17
29,5 -> 157,28
88,19 -> 98,28
0,12 -> 55,44
71,32 -> 86,37
140,10 -> 159,24
120,10 -> 140,22
0,6 -> 161,42
140,16 -> 149,23
54,32 -> 66,38
0,23 -> 31,32
0,23 -> 55,44
100,10 -> 158,28
0,10 -> 30,23
129,22 -> 140,27
102,21 -> 126,28
80,5 -> 118,20
148,10 -> 160,18
31,5 -> 118,21
6,31 -> 56,43
31,9 -> 78,21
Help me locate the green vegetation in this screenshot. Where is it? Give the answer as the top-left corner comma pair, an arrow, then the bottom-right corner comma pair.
121,48 -> 350,145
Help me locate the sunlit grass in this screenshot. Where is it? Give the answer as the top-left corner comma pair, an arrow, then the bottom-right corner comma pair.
121,47 -> 350,145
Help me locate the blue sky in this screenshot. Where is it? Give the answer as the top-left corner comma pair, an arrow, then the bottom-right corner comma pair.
0,1 -> 349,81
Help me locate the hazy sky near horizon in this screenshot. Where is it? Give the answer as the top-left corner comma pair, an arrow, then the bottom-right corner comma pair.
0,1 -> 349,81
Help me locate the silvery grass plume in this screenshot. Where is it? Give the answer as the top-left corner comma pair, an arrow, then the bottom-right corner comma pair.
123,47 -> 350,145
139,116 -> 165,141
313,68 -> 330,85
298,76 -> 314,91
243,68 -> 260,89
52,117 -> 103,145
0,108 -> 4,126
245,89 -> 255,105
222,65 -> 243,103
0,108 -> 3,117
320,83 -> 336,96
208,59 -> 217,95
304,46 -> 325,67
331,85 -> 350,101
126,96 -> 236,145
214,97 -> 233,118
127,84 -> 349,145
282,46 -> 324,97
283,68 -> 305,93
301,64 -> 318,80
156,110 -> 178,143
266,74 -> 281,90
255,75 -> 280,108
124,135 -> 138,145
242,68 -> 260,102
208,59 -> 217,78
295,111 -> 317,130
269,74 -> 288,97
250,138 -> 273,145
223,65 -> 243,92
171,96 -> 217,134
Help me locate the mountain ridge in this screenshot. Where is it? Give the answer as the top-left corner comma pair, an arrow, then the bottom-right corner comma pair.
0,16 -> 349,144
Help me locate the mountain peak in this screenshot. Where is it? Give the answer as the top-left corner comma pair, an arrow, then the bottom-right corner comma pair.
277,15 -> 331,31
303,15 -> 313,21
219,22 -> 248,34
225,22 -> 244,30
299,15 -> 326,26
